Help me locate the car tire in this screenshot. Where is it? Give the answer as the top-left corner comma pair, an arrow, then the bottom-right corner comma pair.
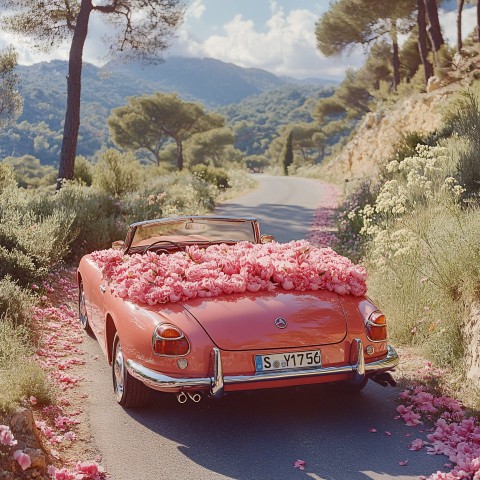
78,281 -> 93,334
336,377 -> 369,393
112,334 -> 149,408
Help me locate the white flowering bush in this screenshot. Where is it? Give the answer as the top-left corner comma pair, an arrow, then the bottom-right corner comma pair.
359,145 -> 455,237
359,142 -> 480,367
334,179 -> 381,262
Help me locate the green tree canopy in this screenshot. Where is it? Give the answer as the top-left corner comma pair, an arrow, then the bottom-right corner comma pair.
315,0 -> 416,90
184,127 -> 242,168
281,130 -> 293,176
108,93 -> 225,170
0,0 -> 185,187
0,47 -> 22,129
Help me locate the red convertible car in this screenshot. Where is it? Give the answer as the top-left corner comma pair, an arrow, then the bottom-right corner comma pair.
77,216 -> 399,408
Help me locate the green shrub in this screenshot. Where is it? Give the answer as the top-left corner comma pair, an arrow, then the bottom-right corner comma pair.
0,163 -> 16,190
143,172 -> 218,219
334,179 -> 382,262
93,149 -> 142,197
0,317 -> 52,412
355,142 -> 476,367
36,182 -> 126,257
443,90 -> 480,196
74,155 -> 94,186
0,185 -> 73,285
191,164 -> 230,190
2,155 -> 56,188
0,277 -> 35,327
368,201 -> 479,367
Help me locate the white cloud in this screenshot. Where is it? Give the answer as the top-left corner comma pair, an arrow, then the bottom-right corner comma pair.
440,5 -> 477,45
170,5 -> 362,79
188,0 -> 206,20
0,1 -> 363,79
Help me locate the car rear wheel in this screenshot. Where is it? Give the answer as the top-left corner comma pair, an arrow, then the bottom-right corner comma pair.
78,281 -> 92,334
112,334 -> 149,408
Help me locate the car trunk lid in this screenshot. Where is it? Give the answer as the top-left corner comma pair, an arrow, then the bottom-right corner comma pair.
180,290 -> 347,351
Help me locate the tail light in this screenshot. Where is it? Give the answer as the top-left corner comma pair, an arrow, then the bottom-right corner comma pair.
365,311 -> 387,342
152,324 -> 190,356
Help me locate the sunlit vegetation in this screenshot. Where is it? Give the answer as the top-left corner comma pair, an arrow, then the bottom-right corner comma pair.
0,144 -> 254,410
334,87 -> 480,370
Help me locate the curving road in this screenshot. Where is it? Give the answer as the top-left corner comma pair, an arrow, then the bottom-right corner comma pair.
80,175 -> 446,480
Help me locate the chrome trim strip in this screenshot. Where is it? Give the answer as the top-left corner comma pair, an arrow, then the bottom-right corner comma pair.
126,360 -> 212,390
365,345 -> 399,372
126,344 -> 399,396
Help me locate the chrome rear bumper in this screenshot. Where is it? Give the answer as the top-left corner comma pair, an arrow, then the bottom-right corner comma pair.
126,339 -> 399,398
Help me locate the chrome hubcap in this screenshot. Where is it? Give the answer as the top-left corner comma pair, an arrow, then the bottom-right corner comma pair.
79,288 -> 88,328
114,344 -> 125,402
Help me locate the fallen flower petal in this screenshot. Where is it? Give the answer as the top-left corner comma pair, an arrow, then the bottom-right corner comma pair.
13,450 -> 31,471
369,428 -> 377,433
294,460 -> 306,470
398,460 -> 409,466
408,439 -> 426,451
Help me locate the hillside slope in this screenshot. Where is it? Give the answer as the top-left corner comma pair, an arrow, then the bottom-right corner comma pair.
325,89 -> 449,180
326,49 -> 480,180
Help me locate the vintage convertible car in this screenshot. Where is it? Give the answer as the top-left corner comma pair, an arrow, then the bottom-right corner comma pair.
77,216 -> 399,408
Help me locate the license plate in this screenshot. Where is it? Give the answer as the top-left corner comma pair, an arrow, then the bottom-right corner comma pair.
255,350 -> 321,372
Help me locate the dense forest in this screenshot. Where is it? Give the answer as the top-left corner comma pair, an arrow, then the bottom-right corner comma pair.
0,57 -> 335,169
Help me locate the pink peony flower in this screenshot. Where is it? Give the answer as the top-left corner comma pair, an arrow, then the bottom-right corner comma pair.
91,241 -> 368,307
0,425 -> 17,447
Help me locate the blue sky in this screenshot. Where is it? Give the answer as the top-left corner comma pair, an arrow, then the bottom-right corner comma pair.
0,0 -> 477,81
168,0 -> 362,79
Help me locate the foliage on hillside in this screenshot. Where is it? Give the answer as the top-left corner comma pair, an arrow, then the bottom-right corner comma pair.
219,84 -> 334,157
0,59 -> 331,166
334,87 -> 480,373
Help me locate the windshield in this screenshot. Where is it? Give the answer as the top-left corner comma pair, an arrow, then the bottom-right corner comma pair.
128,217 -> 259,251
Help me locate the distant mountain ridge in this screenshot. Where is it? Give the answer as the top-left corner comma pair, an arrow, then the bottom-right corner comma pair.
101,56 -> 336,105
1,56 -> 334,164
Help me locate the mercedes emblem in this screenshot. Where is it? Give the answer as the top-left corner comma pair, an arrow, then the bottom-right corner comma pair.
274,317 -> 287,329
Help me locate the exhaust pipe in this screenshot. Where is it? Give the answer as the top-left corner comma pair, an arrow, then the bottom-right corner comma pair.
188,392 -> 202,403
176,392 -> 188,404
371,372 -> 397,387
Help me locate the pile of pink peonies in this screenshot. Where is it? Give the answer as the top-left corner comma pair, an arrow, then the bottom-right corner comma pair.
91,240 -> 367,306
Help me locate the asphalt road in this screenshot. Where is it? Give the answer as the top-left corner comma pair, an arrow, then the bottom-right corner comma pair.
81,175 -> 447,480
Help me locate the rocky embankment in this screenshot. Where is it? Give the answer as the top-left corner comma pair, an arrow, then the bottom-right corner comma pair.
325,87 -> 448,180
327,48 -> 480,181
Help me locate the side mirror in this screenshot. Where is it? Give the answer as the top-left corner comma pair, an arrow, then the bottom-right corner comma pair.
112,240 -> 125,251
260,234 -> 275,244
